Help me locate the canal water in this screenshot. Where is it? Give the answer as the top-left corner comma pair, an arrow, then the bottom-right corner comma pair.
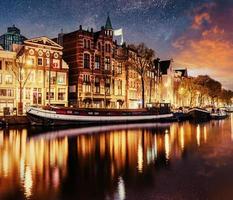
0,114 -> 233,200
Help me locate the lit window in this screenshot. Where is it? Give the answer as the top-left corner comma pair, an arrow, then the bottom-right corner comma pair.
5,74 -> 13,84
58,88 -> 66,100
57,72 -> 66,84
95,55 -> 100,69
46,58 -> 50,66
104,57 -> 111,71
46,88 -> 55,100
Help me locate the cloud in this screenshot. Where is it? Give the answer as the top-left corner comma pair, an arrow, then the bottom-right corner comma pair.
172,2 -> 233,90
192,12 -> 211,29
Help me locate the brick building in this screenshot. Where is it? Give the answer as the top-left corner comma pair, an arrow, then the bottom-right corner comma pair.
57,16 -> 134,108
12,37 -> 69,112
56,16 -> 160,109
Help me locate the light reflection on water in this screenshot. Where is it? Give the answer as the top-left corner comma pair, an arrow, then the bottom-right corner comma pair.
0,114 -> 233,199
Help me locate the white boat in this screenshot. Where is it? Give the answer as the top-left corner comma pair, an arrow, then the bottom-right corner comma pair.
210,109 -> 228,120
26,104 -> 175,126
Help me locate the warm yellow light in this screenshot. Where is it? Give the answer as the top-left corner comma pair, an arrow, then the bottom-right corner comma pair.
26,59 -> 33,66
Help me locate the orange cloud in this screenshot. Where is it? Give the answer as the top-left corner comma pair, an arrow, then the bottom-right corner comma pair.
173,2 -> 233,89
192,12 -> 211,29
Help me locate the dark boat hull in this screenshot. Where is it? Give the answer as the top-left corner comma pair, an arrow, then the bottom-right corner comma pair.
188,108 -> 211,121
26,107 -> 175,126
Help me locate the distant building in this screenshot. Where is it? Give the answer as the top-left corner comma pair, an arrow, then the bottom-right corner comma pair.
155,59 -> 174,104
0,25 -> 27,51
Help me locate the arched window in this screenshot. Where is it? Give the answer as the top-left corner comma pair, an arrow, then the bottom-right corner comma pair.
84,53 -> 90,68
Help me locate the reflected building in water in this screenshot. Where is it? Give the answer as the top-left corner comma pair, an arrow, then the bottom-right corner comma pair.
0,117 -> 232,199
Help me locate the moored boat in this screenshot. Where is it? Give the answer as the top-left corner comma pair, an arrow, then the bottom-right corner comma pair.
26,103 -> 175,126
187,108 -> 211,121
210,109 -> 228,120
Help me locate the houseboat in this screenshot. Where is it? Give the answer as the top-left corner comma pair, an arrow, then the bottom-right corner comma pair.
26,103 -> 174,126
187,107 -> 211,121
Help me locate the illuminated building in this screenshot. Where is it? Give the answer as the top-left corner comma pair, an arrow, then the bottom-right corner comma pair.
55,16 -> 145,108
0,49 -> 17,112
12,37 -> 69,111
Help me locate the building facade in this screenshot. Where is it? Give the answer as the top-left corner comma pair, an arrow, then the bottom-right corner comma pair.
0,49 -> 17,113
11,37 -> 69,113
58,17 -> 120,108
0,25 -> 27,51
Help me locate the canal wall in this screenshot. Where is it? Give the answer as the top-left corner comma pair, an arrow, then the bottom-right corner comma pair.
0,116 -> 30,126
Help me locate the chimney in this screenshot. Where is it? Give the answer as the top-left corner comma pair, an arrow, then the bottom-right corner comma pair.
79,25 -> 82,30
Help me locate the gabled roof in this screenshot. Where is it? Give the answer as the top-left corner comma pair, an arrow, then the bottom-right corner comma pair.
175,69 -> 188,77
24,36 -> 63,50
105,15 -> 113,30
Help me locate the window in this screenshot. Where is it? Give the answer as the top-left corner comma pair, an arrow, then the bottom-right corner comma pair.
57,72 -> 66,84
5,61 -> 13,70
29,70 -> 35,82
117,63 -> 122,74
58,88 -> 66,100
46,58 -> 50,66
88,40 -> 91,49
5,74 -> 13,84
118,80 -> 122,95
0,61 -> 2,70
83,84 -> 91,93
7,89 -> 14,97
27,57 -> 35,66
46,71 -> 56,85
46,88 -> 55,100
105,43 -> 111,52
25,88 -> 31,99
37,70 -> 43,82
83,74 -> 90,83
95,55 -> 100,69
95,77 -> 100,84
38,57 -> 43,66
0,89 -> 14,97
84,53 -> 90,68
33,88 -> 42,104
84,39 -> 87,48
52,59 -> 60,68
95,86 -> 100,93
106,78 -> 110,85
104,57 -> 111,71
105,86 -> 110,95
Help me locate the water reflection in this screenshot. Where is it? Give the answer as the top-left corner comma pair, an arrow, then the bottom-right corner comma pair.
0,115 -> 232,199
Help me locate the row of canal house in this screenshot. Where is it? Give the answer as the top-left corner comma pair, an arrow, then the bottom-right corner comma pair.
0,16 -> 185,114
55,16 -> 179,109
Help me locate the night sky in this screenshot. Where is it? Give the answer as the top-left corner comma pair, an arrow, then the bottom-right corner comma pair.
0,0 -> 232,89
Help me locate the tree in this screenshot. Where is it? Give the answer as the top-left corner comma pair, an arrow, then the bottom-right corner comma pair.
220,89 -> 233,106
11,47 -> 33,115
128,43 -> 155,108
